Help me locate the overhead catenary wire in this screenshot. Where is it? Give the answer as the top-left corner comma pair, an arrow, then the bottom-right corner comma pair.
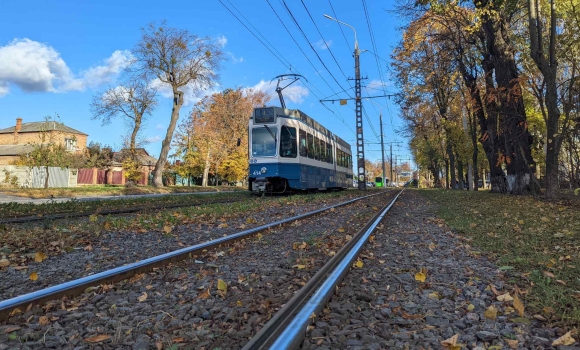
280,0 -> 351,95
300,0 -> 353,96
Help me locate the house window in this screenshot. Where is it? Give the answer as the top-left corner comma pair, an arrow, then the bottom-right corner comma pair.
65,138 -> 77,151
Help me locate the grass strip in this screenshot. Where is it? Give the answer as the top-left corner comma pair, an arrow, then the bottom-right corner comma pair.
419,189 -> 580,327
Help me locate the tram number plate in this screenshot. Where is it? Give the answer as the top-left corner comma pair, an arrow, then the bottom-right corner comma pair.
249,158 -> 258,164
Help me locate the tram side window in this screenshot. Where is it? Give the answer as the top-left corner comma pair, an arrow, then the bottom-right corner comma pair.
307,133 -> 314,159
327,142 -> 332,164
280,126 -> 297,158
337,150 -> 342,167
299,130 -> 307,157
314,137 -> 321,161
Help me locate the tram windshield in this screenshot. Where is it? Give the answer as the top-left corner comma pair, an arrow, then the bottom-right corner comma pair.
252,127 -> 278,157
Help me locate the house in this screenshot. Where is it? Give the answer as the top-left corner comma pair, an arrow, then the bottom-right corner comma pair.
111,148 -> 157,185
0,118 -> 88,165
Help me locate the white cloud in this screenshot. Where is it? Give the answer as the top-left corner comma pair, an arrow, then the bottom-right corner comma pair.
216,35 -> 228,48
366,79 -> 391,91
155,124 -> 164,130
144,135 -> 162,143
250,79 -> 309,105
0,38 -> 131,96
239,57 -> 244,63
314,39 -> 333,50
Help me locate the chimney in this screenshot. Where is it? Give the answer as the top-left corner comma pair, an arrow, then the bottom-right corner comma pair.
13,118 -> 22,144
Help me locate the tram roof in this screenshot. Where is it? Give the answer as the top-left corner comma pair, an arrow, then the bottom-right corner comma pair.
252,106 -> 351,151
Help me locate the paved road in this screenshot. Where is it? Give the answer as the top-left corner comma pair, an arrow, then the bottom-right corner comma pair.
0,191 -> 236,204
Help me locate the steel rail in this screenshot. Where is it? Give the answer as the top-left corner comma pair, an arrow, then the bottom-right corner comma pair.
243,190 -> 403,350
0,191 -> 386,321
2,196 -> 249,224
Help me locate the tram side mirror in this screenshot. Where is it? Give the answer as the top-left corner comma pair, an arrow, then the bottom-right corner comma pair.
237,138 -> 241,147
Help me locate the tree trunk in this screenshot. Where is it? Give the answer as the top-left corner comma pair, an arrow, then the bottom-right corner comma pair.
447,143 -> 457,189
130,116 -> 142,156
482,14 -> 539,195
152,92 -> 184,187
457,159 -> 465,190
202,150 -> 211,187
44,165 -> 49,189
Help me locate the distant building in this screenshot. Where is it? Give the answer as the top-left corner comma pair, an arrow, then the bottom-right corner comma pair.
0,118 -> 88,165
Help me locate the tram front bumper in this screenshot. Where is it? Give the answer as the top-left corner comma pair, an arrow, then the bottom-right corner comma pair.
252,177 -> 269,192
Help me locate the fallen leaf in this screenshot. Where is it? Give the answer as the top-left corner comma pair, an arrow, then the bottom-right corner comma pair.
428,242 -> 436,251
34,252 -> 47,263
4,326 -> 20,333
39,316 -> 50,325
556,279 -> 566,285
467,304 -> 475,311
338,228 -> 345,233
401,310 -> 423,319
505,339 -> 518,349
236,300 -> 243,307
137,292 -> 147,302
428,291 -> 439,300
163,225 -> 172,234
29,272 -> 38,281
129,273 -> 145,284
543,271 -> 555,278
513,294 -> 524,317
89,214 -> 98,222
441,334 -> 461,349
345,235 -> 352,241
217,279 -> 227,295
84,245 -> 93,251
379,260 -> 385,264
172,337 -> 186,343
497,293 -> 514,302
85,334 -> 111,343
197,283 -> 212,300
217,223 -> 228,228
292,264 -> 306,269
354,260 -> 364,268
552,331 -> 575,346
415,267 -> 427,282
484,305 -> 497,320
0,258 -> 9,268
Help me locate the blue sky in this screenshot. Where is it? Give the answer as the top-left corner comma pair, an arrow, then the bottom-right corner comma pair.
0,0 -> 413,168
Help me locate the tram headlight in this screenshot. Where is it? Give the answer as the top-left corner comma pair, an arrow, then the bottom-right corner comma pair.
261,167 -> 267,174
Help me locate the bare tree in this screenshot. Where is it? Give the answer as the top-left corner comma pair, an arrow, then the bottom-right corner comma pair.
132,21 -> 224,187
90,78 -> 157,156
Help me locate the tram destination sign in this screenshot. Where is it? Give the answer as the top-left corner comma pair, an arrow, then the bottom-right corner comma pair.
254,108 -> 276,124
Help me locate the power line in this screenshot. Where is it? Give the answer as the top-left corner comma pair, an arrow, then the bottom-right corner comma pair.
281,0 -> 350,94
328,0 -> 352,53
300,0 -> 353,97
361,0 -> 391,109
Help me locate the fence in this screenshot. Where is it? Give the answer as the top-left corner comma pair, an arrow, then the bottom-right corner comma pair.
0,165 -> 78,188
76,168 -> 149,186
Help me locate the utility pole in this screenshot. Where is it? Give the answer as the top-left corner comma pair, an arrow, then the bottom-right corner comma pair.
380,112 -> 386,189
390,144 -> 393,186
353,38 -> 366,189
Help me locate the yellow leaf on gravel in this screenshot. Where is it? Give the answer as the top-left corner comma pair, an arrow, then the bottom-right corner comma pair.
428,242 -> 436,251
293,264 -> 306,269
513,294 -> 524,317
379,260 -> 385,264
197,286 -> 211,300
29,272 -> 38,281
428,292 -> 440,300
218,223 -> 228,228
0,258 -> 9,268
467,304 -> 475,311
39,316 -> 50,326
354,260 -> 364,268
338,228 -> 345,233
497,293 -> 514,302
484,305 -> 498,320
218,279 -> 227,294
237,300 -> 243,307
137,292 -> 147,302
441,334 -> 461,349
163,225 -> 172,234
505,339 -> 519,349
34,252 -> 47,263
85,334 -> 111,343
415,272 -> 426,282
89,214 -> 98,222
552,331 -> 575,346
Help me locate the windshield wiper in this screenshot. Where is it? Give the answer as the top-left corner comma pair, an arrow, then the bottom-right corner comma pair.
264,125 -> 277,143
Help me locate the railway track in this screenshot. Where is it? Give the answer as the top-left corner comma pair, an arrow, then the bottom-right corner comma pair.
0,191 -> 393,322
0,195 -> 250,224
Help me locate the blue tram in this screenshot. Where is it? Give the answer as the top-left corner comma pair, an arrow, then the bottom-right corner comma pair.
248,106 -> 353,194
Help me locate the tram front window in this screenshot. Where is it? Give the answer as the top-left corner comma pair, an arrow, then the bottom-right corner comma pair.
252,127 -> 278,157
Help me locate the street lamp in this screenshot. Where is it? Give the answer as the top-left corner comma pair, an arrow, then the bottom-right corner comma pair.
324,14 -> 366,190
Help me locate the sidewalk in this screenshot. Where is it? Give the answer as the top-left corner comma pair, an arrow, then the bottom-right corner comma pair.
0,191 -> 235,205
